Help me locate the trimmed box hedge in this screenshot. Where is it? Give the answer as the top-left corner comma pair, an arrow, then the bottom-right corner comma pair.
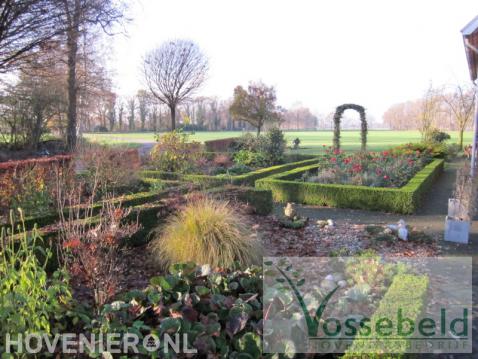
205,185 -> 273,215
343,274 -> 428,358
3,179 -> 186,231
141,157 -> 319,187
255,159 -> 444,214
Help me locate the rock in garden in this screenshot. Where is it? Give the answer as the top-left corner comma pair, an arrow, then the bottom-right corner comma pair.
284,203 -> 297,219
327,219 -> 335,227
316,220 -> 328,228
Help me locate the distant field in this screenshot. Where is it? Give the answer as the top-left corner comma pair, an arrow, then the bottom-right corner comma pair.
83,130 -> 473,155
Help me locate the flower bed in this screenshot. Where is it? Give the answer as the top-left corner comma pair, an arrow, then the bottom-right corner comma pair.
301,148 -> 432,188
256,159 -> 444,214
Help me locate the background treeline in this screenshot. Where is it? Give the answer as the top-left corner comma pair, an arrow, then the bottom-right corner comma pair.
382,84 -> 475,147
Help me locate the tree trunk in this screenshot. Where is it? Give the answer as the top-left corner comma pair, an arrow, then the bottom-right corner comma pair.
66,9 -> 80,151
31,111 -> 43,150
459,128 -> 464,150
170,104 -> 176,130
256,125 -> 261,137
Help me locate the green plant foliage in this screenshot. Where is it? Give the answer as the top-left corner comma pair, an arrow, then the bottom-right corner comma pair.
264,127 -> 287,165
333,104 -> 367,151
256,159 -> 444,214
279,217 -> 307,229
0,212 -> 73,353
292,137 -> 301,150
205,185 -> 273,215
86,263 -> 263,357
233,149 -> 267,168
141,158 -> 319,187
343,274 -> 428,358
427,129 -> 451,143
150,198 -> 262,269
151,130 -> 202,173
392,142 -> 447,158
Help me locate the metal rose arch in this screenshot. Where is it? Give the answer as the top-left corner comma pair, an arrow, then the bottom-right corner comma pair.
332,104 -> 367,151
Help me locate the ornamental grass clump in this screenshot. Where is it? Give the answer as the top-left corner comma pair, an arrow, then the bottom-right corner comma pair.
151,198 -> 262,269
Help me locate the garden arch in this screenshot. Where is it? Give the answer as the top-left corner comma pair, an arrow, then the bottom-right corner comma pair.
333,104 -> 367,151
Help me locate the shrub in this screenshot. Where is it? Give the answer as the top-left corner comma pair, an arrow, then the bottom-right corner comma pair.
76,144 -> 141,194
392,142 -> 446,158
150,198 -> 262,268
233,149 -> 267,168
292,137 -> 301,149
0,212 -> 73,353
231,133 -> 268,153
58,187 -> 140,309
264,127 -> 286,165
426,128 -> 451,143
150,130 -> 202,173
0,155 -> 72,219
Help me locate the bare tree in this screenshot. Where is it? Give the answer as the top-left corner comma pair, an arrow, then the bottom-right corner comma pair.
143,39 -> 208,130
418,84 -> 442,140
0,0 -> 63,71
442,84 -> 476,149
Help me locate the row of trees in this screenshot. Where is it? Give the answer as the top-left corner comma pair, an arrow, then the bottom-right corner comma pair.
383,84 -> 476,148
0,0 -> 126,150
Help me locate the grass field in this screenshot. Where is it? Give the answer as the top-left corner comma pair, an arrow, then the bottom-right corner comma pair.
83,130 -> 473,155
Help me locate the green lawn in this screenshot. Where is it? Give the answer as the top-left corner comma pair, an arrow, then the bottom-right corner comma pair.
83,130 -> 473,155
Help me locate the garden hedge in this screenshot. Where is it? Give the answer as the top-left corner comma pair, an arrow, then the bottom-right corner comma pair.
255,159 -> 444,214
3,179 -> 187,231
205,185 -> 273,215
343,274 -> 428,358
141,157 -> 319,187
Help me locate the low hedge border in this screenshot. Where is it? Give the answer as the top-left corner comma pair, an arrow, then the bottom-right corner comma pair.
205,185 -> 273,215
343,274 -> 429,358
141,157 -> 319,187
3,179 -> 186,231
255,159 -> 444,214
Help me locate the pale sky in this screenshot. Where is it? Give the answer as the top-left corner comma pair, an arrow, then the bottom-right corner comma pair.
110,0 -> 478,122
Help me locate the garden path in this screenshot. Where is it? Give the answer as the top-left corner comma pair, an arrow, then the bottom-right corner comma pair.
272,159 -> 478,358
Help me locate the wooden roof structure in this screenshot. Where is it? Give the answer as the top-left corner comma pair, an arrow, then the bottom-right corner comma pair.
462,15 -> 478,82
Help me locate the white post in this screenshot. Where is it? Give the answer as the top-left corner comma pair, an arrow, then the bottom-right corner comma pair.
471,86 -> 478,176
